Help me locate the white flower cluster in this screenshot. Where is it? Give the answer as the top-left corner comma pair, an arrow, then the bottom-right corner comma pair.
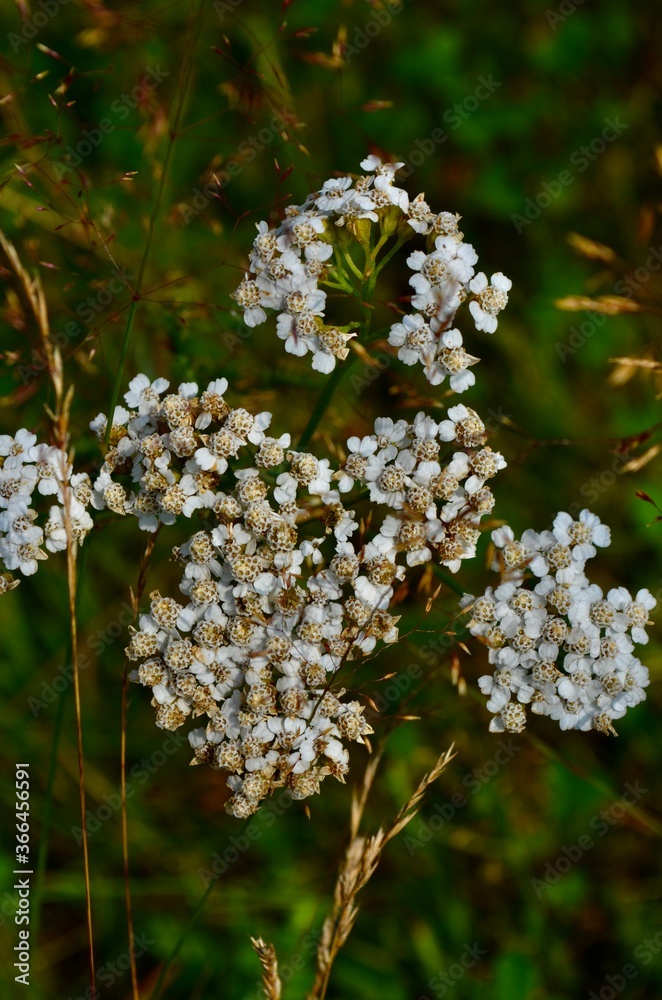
337,406 -> 505,573
232,156 -> 511,389
0,429 -> 92,591
393,259 -> 510,392
230,203 -> 351,375
90,374 -> 407,816
89,373 -> 275,531
92,372 -> 506,815
462,510 -> 655,736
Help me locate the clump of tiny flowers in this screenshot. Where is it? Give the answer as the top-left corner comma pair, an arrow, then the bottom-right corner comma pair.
0,429 -> 92,591
461,510 -> 655,736
89,373 -> 275,530
232,155 -> 511,390
336,405 -> 505,574
92,375 -> 504,816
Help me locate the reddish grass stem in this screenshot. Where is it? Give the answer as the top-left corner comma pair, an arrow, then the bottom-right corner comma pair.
121,534 -> 158,1000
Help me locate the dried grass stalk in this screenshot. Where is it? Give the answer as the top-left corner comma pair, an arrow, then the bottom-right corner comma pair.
308,744 -> 455,1000
250,936 -> 283,1000
0,230 -> 64,406
1,233 -> 97,997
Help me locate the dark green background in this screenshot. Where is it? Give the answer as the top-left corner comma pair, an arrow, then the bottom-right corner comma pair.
1,1 -> 661,997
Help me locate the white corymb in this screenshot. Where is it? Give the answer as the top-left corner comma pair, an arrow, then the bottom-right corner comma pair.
14,153 -> 641,821
90,365 -> 508,816
231,157 -> 510,387
462,510 -> 655,736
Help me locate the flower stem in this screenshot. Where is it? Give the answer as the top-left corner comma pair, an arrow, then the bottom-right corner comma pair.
296,358 -> 355,450
103,0 -> 204,448
374,235 -> 409,277
150,878 -> 217,1000
298,239 -> 381,451
340,248 -> 364,281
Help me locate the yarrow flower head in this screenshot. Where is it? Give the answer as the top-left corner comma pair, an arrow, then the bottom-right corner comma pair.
232,157 -> 510,391
461,510 -> 654,736
2,157 -> 656,833
91,368 -> 506,816
75,159 -> 653,819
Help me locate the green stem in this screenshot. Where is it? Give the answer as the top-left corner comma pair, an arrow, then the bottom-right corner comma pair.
150,877 -> 217,1000
297,358 -> 355,450
321,279 -> 354,294
365,229 -> 390,273
340,248 -> 364,282
103,0 -> 203,447
374,236 -> 408,277
104,297 -> 139,447
32,676 -> 67,958
299,221 -> 400,451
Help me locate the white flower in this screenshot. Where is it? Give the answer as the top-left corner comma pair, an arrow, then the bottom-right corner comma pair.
0,429 -> 37,468
232,274 -> 280,328
373,416 -> 409,448
90,406 -> 131,439
468,272 -> 511,333
406,193 -> 433,234
552,509 -> 611,558
337,435 -> 378,493
277,212 -> 327,254
316,176 -> 353,213
335,191 -> 379,226
607,587 -> 656,644
388,314 -> 436,367
425,329 -> 478,392
0,464 -> 38,508
28,443 -> 69,497
407,237 -> 477,292
364,447 -> 415,508
438,404 -> 477,443
410,412 -> 439,448
308,461 -> 333,499
227,158 -> 514,385
410,282 -> 464,334
44,501 -> 93,553
363,157 -> 408,209
124,374 -> 170,413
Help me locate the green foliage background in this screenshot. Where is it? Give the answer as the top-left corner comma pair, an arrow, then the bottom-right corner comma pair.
1,1 -> 661,998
